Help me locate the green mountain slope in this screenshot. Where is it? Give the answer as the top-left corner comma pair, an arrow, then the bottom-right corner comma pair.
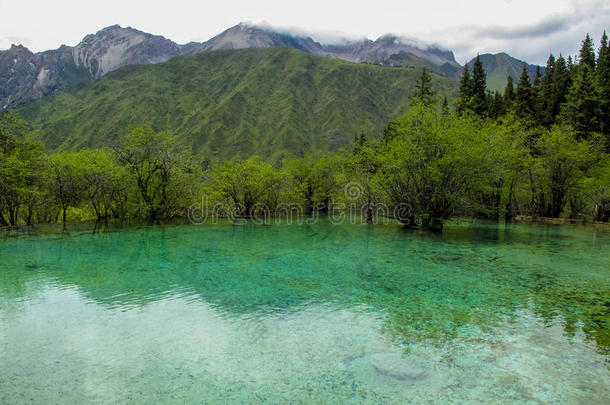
18,47 -> 458,161
466,53 -> 543,93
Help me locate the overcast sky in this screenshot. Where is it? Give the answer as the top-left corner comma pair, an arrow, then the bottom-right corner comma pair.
1,0 -> 609,64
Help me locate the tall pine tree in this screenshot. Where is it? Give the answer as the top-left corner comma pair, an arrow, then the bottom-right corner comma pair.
441,95 -> 450,115
539,54 -> 556,126
411,68 -> 435,106
488,91 -> 504,119
579,33 -> 596,70
532,66 -> 543,122
546,55 -> 571,125
456,65 -> 472,114
471,55 -> 488,116
597,31 -> 610,137
504,75 -> 515,110
562,64 -> 601,137
515,65 -> 535,120
562,34 -> 603,137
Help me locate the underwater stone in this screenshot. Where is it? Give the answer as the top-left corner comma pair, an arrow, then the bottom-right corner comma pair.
370,353 -> 427,381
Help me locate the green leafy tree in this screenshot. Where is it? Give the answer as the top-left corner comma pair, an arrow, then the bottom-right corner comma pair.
347,134 -> 381,223
76,149 -> 132,220
376,105 -> 500,231
281,154 -> 343,214
207,156 -> 285,218
583,157 -> 610,221
0,112 -> 48,226
0,111 -> 27,154
115,125 -> 184,219
49,152 -> 87,223
531,127 -> 596,218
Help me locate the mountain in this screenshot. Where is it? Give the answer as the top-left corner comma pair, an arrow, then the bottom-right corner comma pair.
1,23 -> 460,110
17,47 -> 458,161
466,53 -> 544,93
0,25 -> 182,110
192,23 -> 460,71
182,23 -> 324,55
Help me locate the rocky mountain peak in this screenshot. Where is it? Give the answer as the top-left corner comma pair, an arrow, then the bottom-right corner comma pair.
7,44 -> 33,57
72,24 -> 181,77
0,23 -> 539,110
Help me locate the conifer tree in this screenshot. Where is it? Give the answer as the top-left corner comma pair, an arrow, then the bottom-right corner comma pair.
579,33 -> 596,70
411,68 -> 435,106
504,75 -> 515,110
471,55 -> 488,116
515,66 -> 535,119
488,91 -> 504,119
532,66 -> 543,122
539,54 -> 556,126
562,64 -> 601,137
597,31 -> 610,136
441,95 -> 450,115
549,55 -> 571,124
533,66 -> 543,87
456,65 -> 472,114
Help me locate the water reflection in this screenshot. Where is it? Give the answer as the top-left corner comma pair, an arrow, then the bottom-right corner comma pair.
0,219 -> 609,402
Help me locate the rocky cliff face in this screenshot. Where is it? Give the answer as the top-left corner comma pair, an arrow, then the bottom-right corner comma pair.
72,25 -> 182,78
1,23 -> 463,110
0,25 -> 181,109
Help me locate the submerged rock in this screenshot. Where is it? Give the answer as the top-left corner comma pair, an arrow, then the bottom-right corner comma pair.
370,353 -> 427,381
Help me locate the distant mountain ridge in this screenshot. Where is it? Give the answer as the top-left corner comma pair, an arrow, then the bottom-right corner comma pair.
1,23 -> 461,110
466,53 -> 544,93
1,23 -> 545,110
0,25 -> 182,109
17,47 -> 459,160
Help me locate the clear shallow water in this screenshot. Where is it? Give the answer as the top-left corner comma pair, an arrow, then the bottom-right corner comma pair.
0,219 -> 609,404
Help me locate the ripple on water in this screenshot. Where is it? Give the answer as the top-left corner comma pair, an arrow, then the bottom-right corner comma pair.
0,219 -> 608,403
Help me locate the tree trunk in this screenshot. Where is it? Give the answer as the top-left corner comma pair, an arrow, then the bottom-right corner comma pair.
0,212 -> 8,227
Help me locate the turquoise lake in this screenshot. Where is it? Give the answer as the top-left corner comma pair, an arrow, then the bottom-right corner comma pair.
0,219 -> 609,404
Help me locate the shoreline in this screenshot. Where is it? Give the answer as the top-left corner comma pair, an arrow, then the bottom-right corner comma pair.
514,215 -> 610,227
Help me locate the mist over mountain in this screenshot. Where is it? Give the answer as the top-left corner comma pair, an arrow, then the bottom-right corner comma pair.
2,23 -> 474,110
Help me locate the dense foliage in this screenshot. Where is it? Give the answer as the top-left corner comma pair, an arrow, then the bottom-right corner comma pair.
2,104 -> 609,230
1,34 -> 609,230
457,33 -> 610,148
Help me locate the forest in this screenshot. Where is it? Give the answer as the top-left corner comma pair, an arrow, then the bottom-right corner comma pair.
1,33 -> 609,231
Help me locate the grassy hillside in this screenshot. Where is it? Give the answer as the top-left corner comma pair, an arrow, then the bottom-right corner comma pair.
18,47 -> 458,161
